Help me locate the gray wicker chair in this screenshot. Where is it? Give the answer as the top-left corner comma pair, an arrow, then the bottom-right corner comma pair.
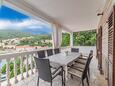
54,48 -> 60,54
68,53 -> 93,86
71,48 -> 79,53
34,57 -> 65,86
37,50 -> 46,58
47,49 -> 53,56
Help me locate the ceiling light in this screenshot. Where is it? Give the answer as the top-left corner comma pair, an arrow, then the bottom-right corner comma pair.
0,0 -> 3,9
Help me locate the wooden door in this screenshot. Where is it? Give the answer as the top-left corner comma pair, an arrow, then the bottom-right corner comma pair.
108,5 -> 115,86
96,26 -> 103,74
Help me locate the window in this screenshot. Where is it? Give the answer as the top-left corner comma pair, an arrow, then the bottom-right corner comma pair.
0,5 -> 53,81
73,30 -> 96,46
0,6 -> 53,53
61,30 -> 70,47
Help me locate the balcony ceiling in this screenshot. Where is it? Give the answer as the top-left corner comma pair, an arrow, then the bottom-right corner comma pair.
5,0 -> 105,32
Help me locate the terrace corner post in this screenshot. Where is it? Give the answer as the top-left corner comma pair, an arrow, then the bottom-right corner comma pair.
70,32 -> 73,48
52,23 -> 62,48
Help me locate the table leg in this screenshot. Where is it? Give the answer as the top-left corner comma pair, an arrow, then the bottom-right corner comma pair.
64,66 -> 68,81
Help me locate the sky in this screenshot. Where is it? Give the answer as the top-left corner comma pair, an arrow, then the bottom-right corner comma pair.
0,6 -> 52,34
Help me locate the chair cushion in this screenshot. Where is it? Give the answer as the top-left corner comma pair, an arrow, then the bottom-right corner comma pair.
79,56 -> 87,60
73,63 -> 85,69
51,68 -> 62,78
50,62 -> 60,68
76,59 -> 87,64
68,68 -> 82,78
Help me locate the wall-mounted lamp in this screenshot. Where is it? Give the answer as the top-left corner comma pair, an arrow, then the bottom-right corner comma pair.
97,12 -> 103,16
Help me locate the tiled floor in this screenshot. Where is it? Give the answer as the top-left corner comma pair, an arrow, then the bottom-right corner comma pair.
1,56 -> 107,86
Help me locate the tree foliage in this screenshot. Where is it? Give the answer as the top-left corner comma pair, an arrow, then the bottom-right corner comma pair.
73,30 -> 96,46
61,33 -> 70,47
18,35 -> 52,47
1,58 -> 35,79
61,30 -> 96,47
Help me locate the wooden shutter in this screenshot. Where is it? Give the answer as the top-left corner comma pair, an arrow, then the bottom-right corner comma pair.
108,12 -> 113,63
108,5 -> 115,86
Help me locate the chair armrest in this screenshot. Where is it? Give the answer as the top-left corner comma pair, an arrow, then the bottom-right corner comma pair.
52,66 -> 63,75
72,67 -> 83,72
50,66 -> 55,68
83,55 -> 88,57
79,55 -> 88,60
75,61 -> 86,65
79,57 -> 87,60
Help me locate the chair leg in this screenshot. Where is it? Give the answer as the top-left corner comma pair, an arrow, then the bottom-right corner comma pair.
51,82 -> 52,86
63,71 -> 66,86
86,76 -> 89,86
37,77 -> 39,86
62,72 -> 64,86
88,68 -> 90,78
70,74 -> 73,79
78,80 -> 82,86
82,79 -> 84,86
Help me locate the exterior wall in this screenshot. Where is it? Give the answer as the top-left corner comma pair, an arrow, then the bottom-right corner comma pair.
73,46 -> 96,56
102,23 -> 108,79
98,0 -> 111,74
98,0 -> 115,86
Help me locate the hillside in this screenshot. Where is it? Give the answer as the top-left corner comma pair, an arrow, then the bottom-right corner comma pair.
0,29 -> 34,40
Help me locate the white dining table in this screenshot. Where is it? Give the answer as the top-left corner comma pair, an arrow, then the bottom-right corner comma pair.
46,52 -> 81,80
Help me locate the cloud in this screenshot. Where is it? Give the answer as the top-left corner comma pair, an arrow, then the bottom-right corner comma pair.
0,20 -> 14,29
28,25 -> 43,29
0,19 -> 51,30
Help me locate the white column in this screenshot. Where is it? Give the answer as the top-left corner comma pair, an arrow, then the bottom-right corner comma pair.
52,23 -> 58,48
52,23 -> 62,48
58,28 -> 62,48
70,32 -> 73,47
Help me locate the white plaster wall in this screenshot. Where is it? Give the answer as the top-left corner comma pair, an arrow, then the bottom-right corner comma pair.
102,23 -> 108,79
61,46 -> 96,56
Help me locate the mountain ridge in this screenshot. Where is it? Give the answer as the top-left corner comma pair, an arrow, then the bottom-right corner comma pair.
0,29 -> 34,40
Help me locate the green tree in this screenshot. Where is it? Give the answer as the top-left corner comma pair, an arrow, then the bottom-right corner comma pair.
1,58 -> 25,79
61,33 -> 70,47
73,30 -> 96,46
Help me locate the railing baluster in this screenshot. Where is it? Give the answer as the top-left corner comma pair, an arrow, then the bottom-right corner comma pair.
30,54 -> 34,74
26,55 -> 29,77
0,51 -> 38,85
14,58 -> 18,83
34,53 -> 37,72
0,60 -> 1,86
6,59 -> 11,86
20,56 -> 24,80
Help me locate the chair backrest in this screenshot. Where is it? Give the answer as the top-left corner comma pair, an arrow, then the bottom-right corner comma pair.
88,50 -> 93,59
47,49 -> 53,56
54,48 -> 60,54
82,51 -> 93,79
71,48 -> 79,53
34,57 -> 52,82
37,50 -> 45,58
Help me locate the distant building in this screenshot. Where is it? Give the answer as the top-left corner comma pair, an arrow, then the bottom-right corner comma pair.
3,45 -> 15,49
15,45 -> 46,51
